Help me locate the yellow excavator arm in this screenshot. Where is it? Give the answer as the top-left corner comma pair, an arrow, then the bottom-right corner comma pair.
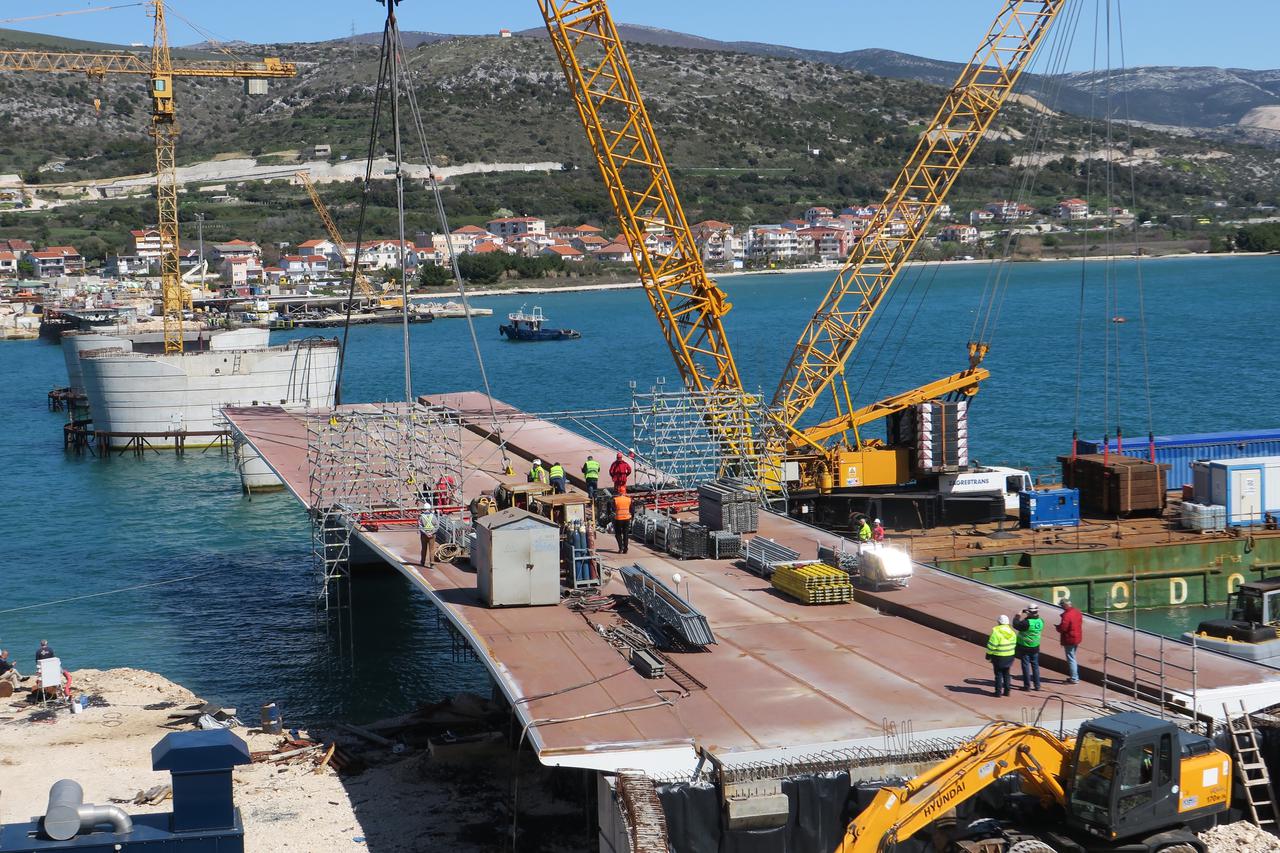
773,1 -> 1066,451
839,721 -> 1071,852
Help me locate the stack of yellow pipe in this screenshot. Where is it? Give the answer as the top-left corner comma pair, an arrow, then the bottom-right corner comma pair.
771,562 -> 853,605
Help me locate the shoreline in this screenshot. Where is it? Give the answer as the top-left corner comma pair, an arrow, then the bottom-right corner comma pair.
456,250 -> 1275,300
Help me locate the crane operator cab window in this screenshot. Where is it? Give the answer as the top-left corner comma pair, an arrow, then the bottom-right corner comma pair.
1070,731 -> 1116,824
1229,586 -> 1274,626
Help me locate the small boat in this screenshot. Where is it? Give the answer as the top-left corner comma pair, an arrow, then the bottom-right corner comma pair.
1185,579 -> 1280,663
499,306 -> 581,341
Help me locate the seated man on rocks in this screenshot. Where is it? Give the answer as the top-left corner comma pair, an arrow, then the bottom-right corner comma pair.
0,649 -> 21,691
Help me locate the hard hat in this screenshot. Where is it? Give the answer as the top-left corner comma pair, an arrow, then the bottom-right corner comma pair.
998,614 -> 1010,625
532,458 -> 541,465
874,518 -> 881,524
1027,604 -> 1039,612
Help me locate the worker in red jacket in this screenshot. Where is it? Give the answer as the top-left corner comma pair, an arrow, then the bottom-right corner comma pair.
1056,599 -> 1084,684
608,452 -> 632,492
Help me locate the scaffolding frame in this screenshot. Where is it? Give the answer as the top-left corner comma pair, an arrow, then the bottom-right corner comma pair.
630,380 -> 785,509
305,403 -> 464,624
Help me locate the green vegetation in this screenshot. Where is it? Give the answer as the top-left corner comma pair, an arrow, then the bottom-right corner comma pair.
1233,223 -> 1280,253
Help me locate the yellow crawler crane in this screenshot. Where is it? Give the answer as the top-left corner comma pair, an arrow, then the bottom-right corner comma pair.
538,0 -> 753,457
772,1 -> 1066,492
837,713 -> 1228,853
295,171 -> 379,301
0,1 -> 296,353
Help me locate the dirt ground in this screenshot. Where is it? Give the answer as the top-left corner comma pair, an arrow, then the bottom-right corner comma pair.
0,668 -> 587,853
1201,821 -> 1280,853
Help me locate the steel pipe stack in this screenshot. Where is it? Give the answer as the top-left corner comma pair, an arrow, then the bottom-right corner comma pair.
744,537 -> 799,578
619,563 -> 716,647
698,479 -> 758,533
709,529 -> 742,560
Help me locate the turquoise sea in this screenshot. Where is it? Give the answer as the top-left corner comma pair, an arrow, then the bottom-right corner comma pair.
2,254 -> 1277,723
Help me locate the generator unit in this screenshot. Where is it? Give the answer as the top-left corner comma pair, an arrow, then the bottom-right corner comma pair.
1019,488 -> 1080,530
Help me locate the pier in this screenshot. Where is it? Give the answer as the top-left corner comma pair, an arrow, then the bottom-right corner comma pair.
224,396 -> 1280,775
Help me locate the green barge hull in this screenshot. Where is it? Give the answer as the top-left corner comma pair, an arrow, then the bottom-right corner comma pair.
934,535 -> 1280,613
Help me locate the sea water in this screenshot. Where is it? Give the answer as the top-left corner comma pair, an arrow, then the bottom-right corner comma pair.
2,255 -> 1276,722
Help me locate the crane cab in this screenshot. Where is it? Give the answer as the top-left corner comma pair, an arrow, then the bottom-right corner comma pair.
1064,712 -> 1229,845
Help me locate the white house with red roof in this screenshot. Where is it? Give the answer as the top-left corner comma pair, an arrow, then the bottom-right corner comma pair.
593,241 -> 633,263
1056,198 -> 1089,220
541,244 -> 586,262
450,225 -> 497,253
548,223 -> 603,241
279,255 -> 329,277
938,224 -> 980,245
796,226 -> 849,260
210,239 -> 261,263
0,251 -> 16,277
297,238 -> 341,265
804,206 -> 835,225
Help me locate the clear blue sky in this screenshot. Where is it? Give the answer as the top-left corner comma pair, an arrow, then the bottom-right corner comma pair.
3,1 -> 1277,71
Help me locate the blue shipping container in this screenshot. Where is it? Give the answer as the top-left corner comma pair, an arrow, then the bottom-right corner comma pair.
1019,488 -> 1081,529
1078,429 -> 1280,489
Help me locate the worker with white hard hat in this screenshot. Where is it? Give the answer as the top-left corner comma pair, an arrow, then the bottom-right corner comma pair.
527,458 -> 548,485
986,614 -> 1018,697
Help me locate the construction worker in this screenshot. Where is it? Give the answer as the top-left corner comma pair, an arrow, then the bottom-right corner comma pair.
1056,599 -> 1084,684
528,458 -> 548,486
856,516 -> 872,543
612,485 -> 633,554
548,461 -> 566,494
1012,604 -> 1043,691
418,500 -> 438,567
434,474 -> 456,512
872,518 -> 885,543
581,455 -> 601,501
986,614 -> 1018,697
609,452 -> 632,492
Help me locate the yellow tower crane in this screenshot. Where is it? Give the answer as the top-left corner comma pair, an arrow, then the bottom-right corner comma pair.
0,0 -> 296,353
295,170 -> 378,301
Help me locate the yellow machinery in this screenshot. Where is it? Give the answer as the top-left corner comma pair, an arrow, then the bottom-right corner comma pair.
295,170 -> 378,301
0,1 -> 295,353
541,1 -> 1065,493
839,713 -> 1229,853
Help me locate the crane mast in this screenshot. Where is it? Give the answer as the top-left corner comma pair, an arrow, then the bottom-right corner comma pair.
0,0 -> 296,354
538,1 -> 745,401
772,1 -> 1066,450
296,171 -> 377,299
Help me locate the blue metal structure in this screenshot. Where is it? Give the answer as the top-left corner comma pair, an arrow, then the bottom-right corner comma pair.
0,729 -> 251,852
1079,429 -> 1280,489
1019,488 -> 1080,530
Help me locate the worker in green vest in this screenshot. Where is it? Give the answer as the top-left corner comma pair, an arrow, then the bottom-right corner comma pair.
985,614 -> 1018,697
581,455 -> 601,501
528,458 -> 548,485
1012,604 -> 1044,691
548,462 -> 567,494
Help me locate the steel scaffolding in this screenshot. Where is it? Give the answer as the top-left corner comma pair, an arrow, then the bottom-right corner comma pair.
630,380 -> 784,507
306,403 -> 464,618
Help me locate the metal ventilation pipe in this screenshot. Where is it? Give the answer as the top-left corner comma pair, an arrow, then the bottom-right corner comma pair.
42,779 -> 134,841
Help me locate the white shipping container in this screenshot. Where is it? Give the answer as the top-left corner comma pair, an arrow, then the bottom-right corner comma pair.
1207,456 -> 1280,526
473,508 -> 561,607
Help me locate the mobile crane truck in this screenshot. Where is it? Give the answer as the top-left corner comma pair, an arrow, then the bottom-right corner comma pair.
839,712 -> 1232,853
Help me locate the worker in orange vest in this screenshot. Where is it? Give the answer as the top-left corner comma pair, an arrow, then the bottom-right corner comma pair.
612,485 -> 633,554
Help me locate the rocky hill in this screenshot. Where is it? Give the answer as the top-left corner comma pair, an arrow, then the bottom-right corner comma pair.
0,27 -> 1277,252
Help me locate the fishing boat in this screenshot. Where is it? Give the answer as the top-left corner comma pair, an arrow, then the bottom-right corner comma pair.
498,305 -> 580,341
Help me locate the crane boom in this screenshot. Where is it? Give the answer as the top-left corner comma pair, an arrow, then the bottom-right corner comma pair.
0,0 -> 296,353
772,1 -> 1066,439
0,51 -> 295,77
296,171 -> 376,298
538,0 -> 743,398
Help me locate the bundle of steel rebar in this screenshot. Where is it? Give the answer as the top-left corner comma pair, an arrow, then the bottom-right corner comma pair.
771,562 -> 853,605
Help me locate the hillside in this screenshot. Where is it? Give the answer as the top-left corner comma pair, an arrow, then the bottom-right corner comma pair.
0,31 -> 1277,257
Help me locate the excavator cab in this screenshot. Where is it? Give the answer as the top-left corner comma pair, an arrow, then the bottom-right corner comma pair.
1064,712 -> 1227,846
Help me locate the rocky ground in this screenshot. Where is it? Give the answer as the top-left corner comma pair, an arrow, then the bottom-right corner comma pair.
1201,821 -> 1280,853
0,668 -> 586,852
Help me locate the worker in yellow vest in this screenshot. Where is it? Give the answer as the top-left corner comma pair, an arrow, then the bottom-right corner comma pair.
612,485 -> 633,554
985,614 -> 1017,697
528,458 -> 548,486
581,455 -> 601,500
548,462 -> 566,494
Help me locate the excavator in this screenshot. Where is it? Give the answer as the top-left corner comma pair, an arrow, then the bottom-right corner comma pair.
838,712 -> 1230,853
539,1 -> 1064,520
